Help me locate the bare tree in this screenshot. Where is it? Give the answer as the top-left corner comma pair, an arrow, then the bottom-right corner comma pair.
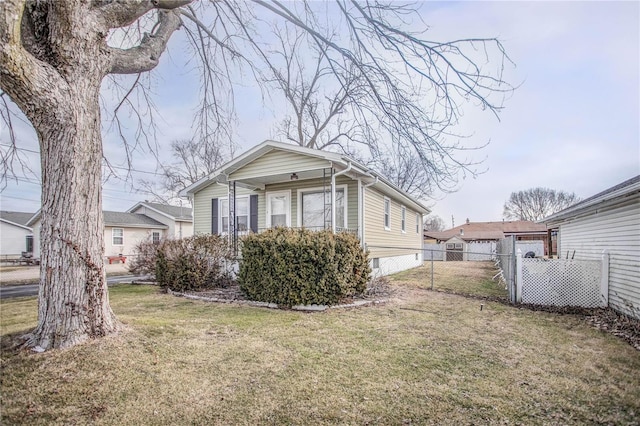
503,188 -> 580,221
138,137 -> 236,204
260,20 -> 511,198
423,215 -> 446,232
1,0 -> 512,350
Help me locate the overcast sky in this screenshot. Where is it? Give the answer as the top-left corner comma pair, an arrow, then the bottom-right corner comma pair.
1,1 -> 638,229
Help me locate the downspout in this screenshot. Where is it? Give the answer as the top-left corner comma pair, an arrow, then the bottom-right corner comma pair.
361,176 -> 378,247
331,162 -> 352,232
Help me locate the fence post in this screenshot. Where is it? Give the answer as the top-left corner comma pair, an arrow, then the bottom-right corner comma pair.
430,249 -> 434,290
515,248 -> 523,303
600,250 -> 609,307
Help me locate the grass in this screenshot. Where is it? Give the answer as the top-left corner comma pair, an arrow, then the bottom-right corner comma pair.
1,262 -> 639,425
390,260 -> 507,299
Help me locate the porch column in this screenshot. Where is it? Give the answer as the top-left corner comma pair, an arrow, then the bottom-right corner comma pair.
228,180 -> 237,255
331,168 -> 336,233
357,179 -> 363,242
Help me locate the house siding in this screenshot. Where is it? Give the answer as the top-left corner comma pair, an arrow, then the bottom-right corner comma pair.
194,176 -> 359,233
0,221 -> 31,257
363,187 -> 423,259
130,207 -> 175,237
557,198 -> 640,319
265,175 -> 357,230
192,183 -> 258,235
129,205 -> 194,239
104,226 -> 166,258
229,149 -> 331,181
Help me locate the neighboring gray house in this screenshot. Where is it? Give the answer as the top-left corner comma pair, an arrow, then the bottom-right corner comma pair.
0,211 -> 34,258
543,175 -> 640,319
127,201 -> 193,239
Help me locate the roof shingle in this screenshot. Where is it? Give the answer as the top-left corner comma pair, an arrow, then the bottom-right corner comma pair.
0,211 -> 34,227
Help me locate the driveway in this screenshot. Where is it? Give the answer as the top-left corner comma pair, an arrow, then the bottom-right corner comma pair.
0,263 -> 148,299
0,275 -> 149,299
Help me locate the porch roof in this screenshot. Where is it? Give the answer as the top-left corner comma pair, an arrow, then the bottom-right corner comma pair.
180,140 -> 430,214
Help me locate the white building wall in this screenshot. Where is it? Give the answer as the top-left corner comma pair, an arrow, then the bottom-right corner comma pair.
0,222 -> 31,257
104,226 -> 166,258
370,252 -> 423,276
175,221 -> 193,239
557,199 -> 640,319
129,206 -> 194,239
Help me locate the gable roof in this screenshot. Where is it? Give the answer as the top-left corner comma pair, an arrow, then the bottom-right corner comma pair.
424,220 -> 546,242
0,211 -> 34,231
543,175 -> 640,224
26,210 -> 168,229
103,211 -> 167,228
180,140 -> 430,214
127,201 -> 192,221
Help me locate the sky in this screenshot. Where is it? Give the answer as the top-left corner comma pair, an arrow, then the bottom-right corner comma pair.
1,1 -> 639,229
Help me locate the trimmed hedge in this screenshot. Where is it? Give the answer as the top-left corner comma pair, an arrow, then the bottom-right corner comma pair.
155,234 -> 234,292
238,228 -> 370,306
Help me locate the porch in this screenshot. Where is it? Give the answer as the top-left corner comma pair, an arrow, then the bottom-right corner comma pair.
210,148 -> 374,251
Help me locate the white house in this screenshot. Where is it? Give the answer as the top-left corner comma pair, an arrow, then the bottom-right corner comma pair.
0,211 -> 34,259
543,175 -> 640,319
27,202 -> 192,262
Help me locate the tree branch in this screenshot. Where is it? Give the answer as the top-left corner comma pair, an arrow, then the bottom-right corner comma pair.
94,0 -> 192,30
0,0 -> 70,121
107,8 -> 182,74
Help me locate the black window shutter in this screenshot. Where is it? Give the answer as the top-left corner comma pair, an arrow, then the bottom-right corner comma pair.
250,194 -> 258,233
211,198 -> 218,234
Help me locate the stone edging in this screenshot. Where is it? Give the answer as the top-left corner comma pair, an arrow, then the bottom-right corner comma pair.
167,289 -> 388,311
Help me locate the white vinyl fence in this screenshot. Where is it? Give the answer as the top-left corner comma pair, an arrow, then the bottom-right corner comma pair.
423,242 -> 499,262
515,250 -> 609,308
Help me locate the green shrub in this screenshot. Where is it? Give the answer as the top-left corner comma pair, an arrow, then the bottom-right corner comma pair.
155,234 -> 234,292
238,228 -> 371,306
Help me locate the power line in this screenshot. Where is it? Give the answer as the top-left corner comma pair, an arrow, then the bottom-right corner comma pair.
1,195 -> 40,202
0,143 -> 168,177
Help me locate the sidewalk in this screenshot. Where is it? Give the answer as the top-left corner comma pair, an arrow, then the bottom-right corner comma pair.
0,263 -> 130,284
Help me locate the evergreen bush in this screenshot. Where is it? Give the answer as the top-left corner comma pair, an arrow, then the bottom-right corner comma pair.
238,228 -> 371,306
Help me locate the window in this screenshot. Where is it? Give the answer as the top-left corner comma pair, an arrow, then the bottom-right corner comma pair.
372,258 -> 380,269
300,188 -> 345,230
384,198 -> 390,230
267,192 -> 290,227
220,196 -> 249,233
401,206 -> 406,233
112,228 -> 124,245
416,213 -> 420,234
25,235 -> 33,253
152,232 -> 160,244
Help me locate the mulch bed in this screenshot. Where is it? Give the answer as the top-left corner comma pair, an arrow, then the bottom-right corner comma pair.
181,276 -> 395,308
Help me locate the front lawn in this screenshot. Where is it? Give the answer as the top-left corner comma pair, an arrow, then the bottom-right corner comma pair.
1,264 -> 638,424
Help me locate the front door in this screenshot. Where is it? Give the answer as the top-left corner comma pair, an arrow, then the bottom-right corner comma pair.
266,191 -> 291,228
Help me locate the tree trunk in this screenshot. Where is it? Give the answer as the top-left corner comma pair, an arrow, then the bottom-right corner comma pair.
26,78 -> 118,350
0,0 -> 184,351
